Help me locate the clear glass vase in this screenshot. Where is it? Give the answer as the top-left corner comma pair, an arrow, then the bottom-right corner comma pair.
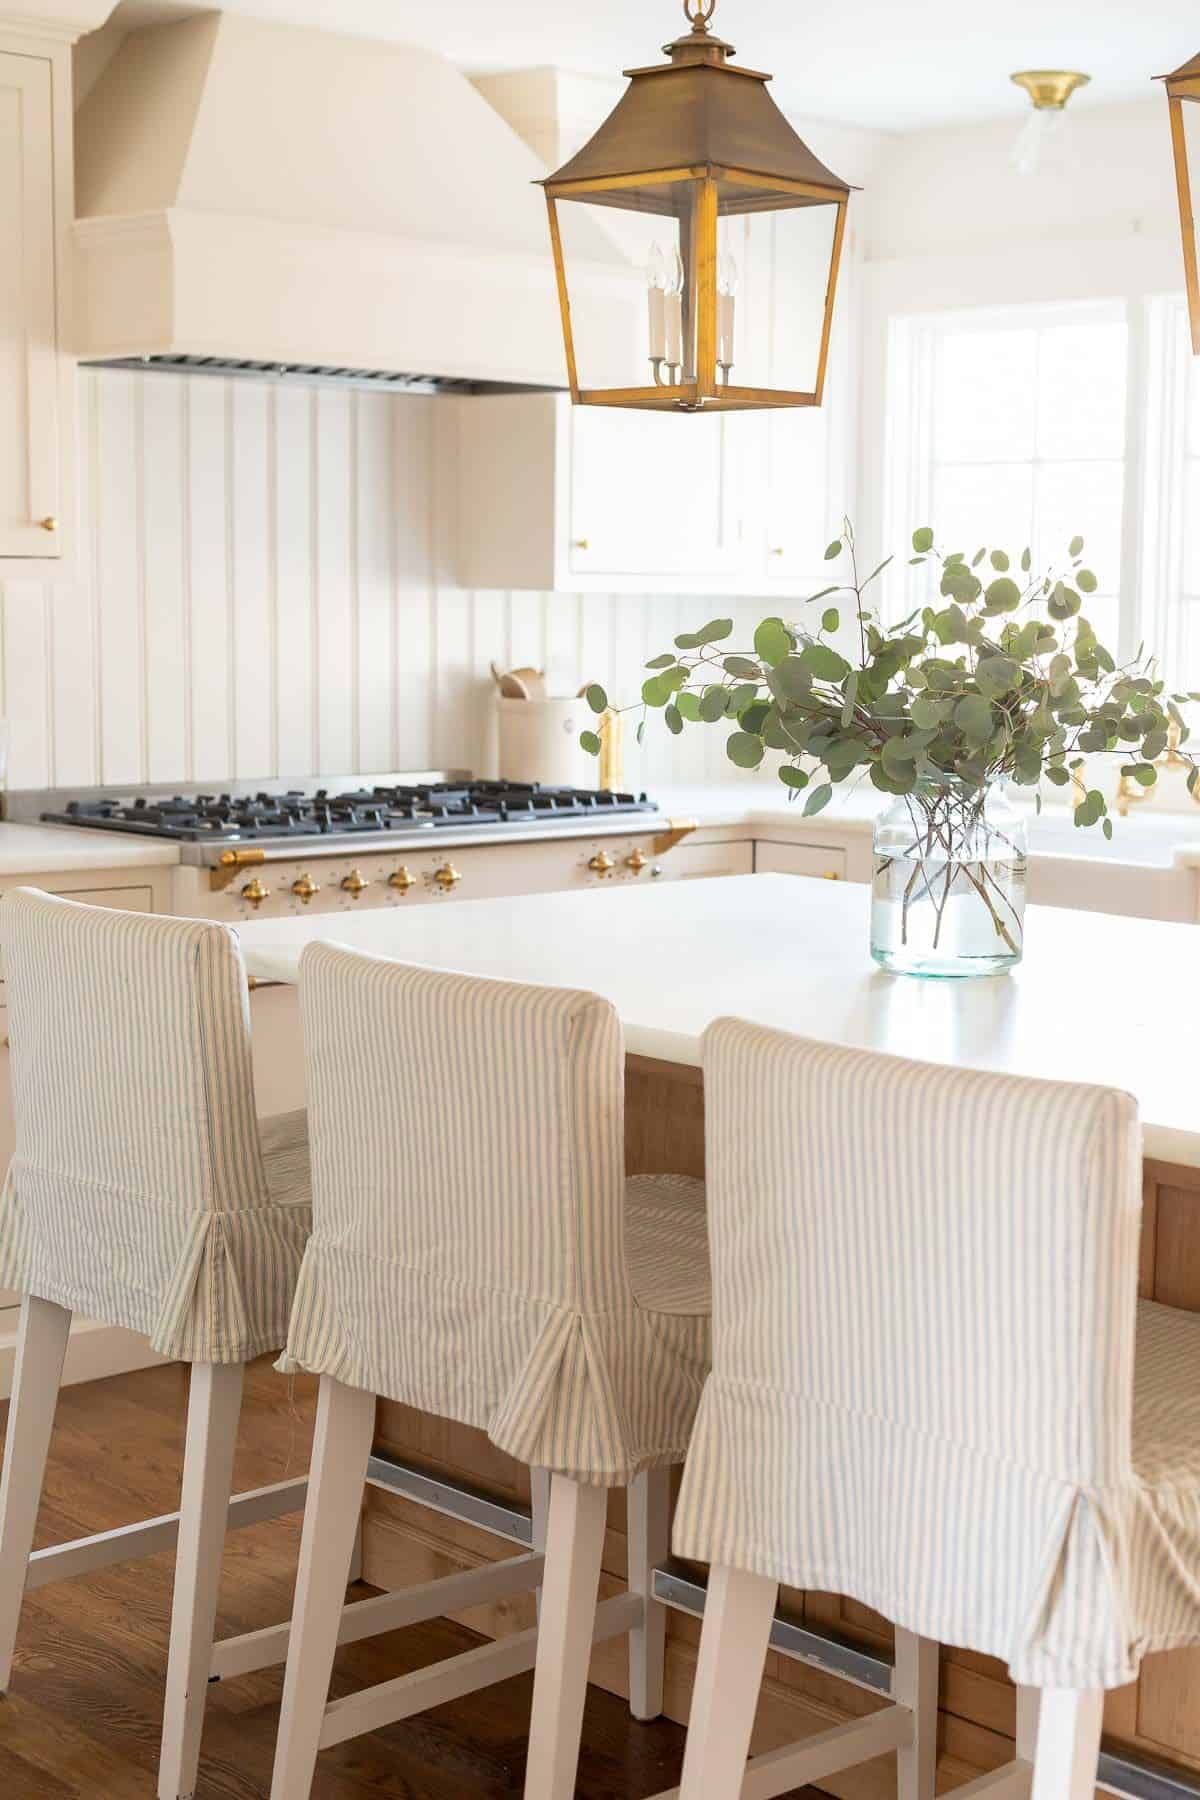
871,779 -> 1027,978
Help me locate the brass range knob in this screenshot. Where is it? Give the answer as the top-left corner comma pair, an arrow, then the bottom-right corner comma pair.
387,865 -> 414,894
290,873 -> 319,904
240,878 -> 269,909
432,862 -> 462,892
625,848 -> 648,873
587,850 -> 615,875
340,868 -> 369,898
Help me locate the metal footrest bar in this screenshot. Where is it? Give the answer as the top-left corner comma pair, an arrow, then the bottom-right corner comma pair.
211,1549 -> 546,1681
653,1558 -> 890,1697
24,1475 -> 308,1591
651,1559 -> 1200,1800
317,1588 -> 642,1750
365,1452 -> 533,1547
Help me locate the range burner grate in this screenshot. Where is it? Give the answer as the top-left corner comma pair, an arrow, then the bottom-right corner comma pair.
42,780 -> 655,843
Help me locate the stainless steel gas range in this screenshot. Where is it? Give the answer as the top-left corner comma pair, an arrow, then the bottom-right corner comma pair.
9,775 -> 701,920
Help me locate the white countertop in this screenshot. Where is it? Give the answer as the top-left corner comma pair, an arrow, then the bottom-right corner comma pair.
0,822 -> 180,875
653,782 -> 1200,870
237,873 -> 1200,1169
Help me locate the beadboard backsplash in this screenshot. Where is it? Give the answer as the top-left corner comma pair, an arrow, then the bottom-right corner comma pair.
0,370 -> 767,794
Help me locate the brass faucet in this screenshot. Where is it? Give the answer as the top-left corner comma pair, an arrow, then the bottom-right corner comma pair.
1114,720 -> 1198,816
598,707 -> 625,792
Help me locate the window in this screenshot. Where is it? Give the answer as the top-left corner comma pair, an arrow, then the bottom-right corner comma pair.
885,302 -> 1130,655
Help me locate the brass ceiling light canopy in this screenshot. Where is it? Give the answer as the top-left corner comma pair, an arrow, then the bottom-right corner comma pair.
1158,52 -> 1200,355
1009,69 -> 1090,177
539,0 -> 854,412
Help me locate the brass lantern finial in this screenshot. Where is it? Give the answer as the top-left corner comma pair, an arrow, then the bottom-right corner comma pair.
682,0 -> 716,27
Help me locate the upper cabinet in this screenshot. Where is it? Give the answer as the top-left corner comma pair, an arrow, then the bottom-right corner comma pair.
455,393 -> 751,595
0,34 -> 73,564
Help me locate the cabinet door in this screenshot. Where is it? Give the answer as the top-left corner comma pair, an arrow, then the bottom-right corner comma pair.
755,839 -> 848,881
0,51 -> 59,560
568,405 -> 744,581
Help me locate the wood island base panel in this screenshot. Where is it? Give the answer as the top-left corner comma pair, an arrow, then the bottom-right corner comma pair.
358,1056 -> 1200,1798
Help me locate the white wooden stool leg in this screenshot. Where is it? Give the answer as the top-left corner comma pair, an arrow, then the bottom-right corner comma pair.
158,1361 -> 246,1800
1031,1688 -> 1104,1800
523,1475 -> 609,1800
0,1295 -> 71,1693
530,1466 -> 550,1622
678,1564 -> 777,1800
269,1377 -> 374,1800
893,1630 -> 939,1799
627,1465 -> 670,1721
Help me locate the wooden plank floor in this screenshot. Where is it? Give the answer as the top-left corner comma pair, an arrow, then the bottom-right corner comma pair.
0,1356 -> 818,1798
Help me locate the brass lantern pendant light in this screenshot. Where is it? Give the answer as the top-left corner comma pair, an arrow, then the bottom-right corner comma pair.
1159,52 -> 1200,355
540,0 -> 854,412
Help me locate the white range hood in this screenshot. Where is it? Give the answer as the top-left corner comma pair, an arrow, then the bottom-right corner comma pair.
72,12 -> 632,390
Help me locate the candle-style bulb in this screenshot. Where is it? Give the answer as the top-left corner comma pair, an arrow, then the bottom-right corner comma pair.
664,246 -> 684,372
717,251 -> 738,376
646,240 -> 668,364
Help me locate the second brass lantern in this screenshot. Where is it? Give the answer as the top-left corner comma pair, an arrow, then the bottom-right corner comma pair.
540,1 -> 853,413
1160,52 -> 1200,355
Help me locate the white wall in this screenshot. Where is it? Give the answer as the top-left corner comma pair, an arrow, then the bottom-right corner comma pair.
0,368 -> 773,793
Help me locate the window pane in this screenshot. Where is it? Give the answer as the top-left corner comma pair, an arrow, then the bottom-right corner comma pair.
1035,460 -> 1124,588
932,461 -> 1033,554
933,329 -> 1036,463
1182,461 -> 1200,596
1036,322 -> 1127,460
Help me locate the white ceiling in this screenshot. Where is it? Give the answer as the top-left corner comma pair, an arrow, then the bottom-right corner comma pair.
104,0 -> 1200,131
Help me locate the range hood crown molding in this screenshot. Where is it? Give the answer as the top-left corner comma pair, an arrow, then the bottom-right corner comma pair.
71,12 -> 636,391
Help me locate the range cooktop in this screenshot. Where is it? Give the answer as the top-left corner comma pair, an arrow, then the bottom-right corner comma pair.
39,779 -> 657,844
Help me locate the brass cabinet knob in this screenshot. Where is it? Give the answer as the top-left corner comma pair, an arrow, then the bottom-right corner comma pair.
625,848 -> 648,873
38,515 -> 58,533
822,870 -> 841,880
769,546 -> 785,557
572,537 -> 590,550
290,873 -> 319,903
387,865 -> 414,894
240,878 -> 269,909
432,862 -> 462,891
340,868 -> 369,898
587,850 -> 615,875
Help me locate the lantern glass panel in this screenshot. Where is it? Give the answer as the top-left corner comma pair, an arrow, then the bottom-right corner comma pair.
554,189 -> 699,398
712,192 -> 840,396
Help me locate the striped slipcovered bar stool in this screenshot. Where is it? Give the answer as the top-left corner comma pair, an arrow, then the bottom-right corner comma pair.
267,943 -> 711,1800
0,888 -> 312,1800
667,1021 -> 1200,1800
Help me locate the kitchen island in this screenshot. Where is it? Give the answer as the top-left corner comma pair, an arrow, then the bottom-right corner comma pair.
238,876 -> 1200,1795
